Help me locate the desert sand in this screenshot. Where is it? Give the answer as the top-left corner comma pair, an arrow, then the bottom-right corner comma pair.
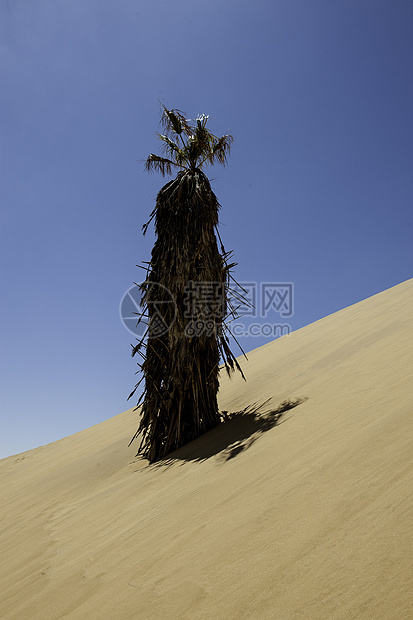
1,279 -> 412,619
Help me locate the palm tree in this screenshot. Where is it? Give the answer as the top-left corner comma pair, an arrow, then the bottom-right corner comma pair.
128,105 -> 244,463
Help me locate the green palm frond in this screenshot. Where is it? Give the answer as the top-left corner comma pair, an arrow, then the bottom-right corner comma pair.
146,105 -> 234,175
194,123 -> 212,156
157,133 -> 185,162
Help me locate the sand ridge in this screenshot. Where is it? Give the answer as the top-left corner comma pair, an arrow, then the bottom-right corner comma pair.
0,279 -> 412,619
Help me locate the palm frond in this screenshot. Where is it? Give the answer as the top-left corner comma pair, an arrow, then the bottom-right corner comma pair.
144,154 -> 181,176
157,133 -> 180,151
194,122 -> 213,157
183,137 -> 203,168
157,133 -> 186,164
211,134 -> 233,166
146,106 -> 234,174
160,104 -> 192,137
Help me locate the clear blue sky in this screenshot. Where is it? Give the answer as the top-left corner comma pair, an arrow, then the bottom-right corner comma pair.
1,0 -> 412,458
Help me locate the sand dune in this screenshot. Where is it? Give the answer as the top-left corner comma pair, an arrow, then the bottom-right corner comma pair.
1,279 -> 412,619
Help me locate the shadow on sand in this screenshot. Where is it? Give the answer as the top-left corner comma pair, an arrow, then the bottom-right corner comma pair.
149,396 -> 307,466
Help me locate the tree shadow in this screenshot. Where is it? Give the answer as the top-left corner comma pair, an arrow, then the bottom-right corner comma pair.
150,396 -> 307,466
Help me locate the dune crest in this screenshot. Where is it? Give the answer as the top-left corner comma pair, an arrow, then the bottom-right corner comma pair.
1,279 -> 412,619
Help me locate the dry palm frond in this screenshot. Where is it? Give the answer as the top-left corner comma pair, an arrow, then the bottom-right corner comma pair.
159,105 -> 192,137
210,134 -> 233,166
144,154 -> 182,176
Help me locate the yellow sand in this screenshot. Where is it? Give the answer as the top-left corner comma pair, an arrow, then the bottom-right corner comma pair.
1,279 -> 412,619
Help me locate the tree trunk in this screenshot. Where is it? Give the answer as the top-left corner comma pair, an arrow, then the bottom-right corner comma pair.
130,169 -> 241,462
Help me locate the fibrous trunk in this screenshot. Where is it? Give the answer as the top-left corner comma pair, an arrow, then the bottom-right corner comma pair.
129,169 -> 242,463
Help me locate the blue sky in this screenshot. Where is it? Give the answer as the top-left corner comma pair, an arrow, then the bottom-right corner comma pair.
1,0 -> 412,458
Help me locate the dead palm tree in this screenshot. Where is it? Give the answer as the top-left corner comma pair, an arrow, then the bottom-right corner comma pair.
128,105 -> 244,463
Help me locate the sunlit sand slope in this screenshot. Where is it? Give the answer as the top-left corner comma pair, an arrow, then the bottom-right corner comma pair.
1,279 -> 412,619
